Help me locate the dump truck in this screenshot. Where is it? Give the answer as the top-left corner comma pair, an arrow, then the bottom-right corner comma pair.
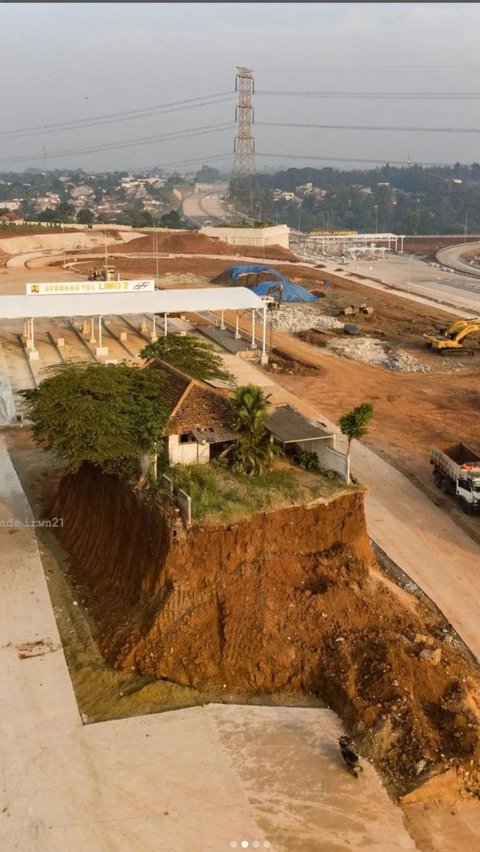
430,443 -> 480,513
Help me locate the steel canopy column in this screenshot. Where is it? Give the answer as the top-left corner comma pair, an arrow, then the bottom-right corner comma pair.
261,305 -> 267,358
220,310 -> 225,330
235,312 -> 241,339
164,313 -> 168,336
250,309 -> 256,348
98,316 -> 102,348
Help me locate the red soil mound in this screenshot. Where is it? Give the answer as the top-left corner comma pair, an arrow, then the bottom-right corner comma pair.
111,231 -> 298,262
51,465 -> 480,799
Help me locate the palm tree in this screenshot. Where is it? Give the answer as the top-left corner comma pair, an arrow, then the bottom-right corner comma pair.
228,384 -> 275,476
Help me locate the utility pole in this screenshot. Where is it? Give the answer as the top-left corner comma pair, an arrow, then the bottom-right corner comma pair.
229,67 -> 259,222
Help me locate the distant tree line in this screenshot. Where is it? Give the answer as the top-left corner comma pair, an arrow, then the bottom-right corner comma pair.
258,163 -> 480,235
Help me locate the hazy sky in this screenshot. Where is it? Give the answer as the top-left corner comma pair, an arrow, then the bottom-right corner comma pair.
2,2 -> 480,173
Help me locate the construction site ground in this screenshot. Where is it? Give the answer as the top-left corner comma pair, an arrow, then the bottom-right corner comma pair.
2,231 -> 480,849
66,243 -> 480,545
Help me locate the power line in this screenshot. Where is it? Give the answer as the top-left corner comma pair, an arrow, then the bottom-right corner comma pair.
259,121 -> 480,134
141,152 -> 234,172
0,92 -> 235,141
0,123 -> 234,166
256,152 -> 458,167
257,90 -> 480,100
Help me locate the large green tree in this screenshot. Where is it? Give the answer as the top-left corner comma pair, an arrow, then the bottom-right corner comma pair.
227,384 -> 275,476
140,333 -> 235,384
159,209 -> 184,229
20,362 -> 170,478
76,208 -> 94,225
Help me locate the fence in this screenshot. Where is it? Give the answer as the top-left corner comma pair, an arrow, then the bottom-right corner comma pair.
160,474 -> 192,529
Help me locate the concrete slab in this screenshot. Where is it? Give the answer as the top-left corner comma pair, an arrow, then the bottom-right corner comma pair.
197,323 -> 257,356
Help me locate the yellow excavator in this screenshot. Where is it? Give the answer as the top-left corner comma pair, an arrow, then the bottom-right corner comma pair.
424,318 -> 480,355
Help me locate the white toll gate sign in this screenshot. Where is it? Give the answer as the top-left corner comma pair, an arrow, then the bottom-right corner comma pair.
26,279 -> 155,295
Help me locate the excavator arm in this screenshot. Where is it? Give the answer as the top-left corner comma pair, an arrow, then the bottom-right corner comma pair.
425,318 -> 480,353
454,321 -> 480,345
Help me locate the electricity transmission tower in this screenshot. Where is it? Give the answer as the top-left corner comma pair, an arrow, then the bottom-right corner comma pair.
229,67 -> 261,221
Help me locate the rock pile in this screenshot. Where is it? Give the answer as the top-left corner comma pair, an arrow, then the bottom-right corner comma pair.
327,337 -> 430,373
385,350 -> 431,373
267,306 -> 344,333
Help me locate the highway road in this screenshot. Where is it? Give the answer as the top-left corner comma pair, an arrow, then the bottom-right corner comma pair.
292,246 -> 480,315
182,186 -> 228,227
436,241 -> 480,278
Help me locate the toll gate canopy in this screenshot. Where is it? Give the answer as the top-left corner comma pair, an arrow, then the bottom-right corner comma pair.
0,287 -> 264,319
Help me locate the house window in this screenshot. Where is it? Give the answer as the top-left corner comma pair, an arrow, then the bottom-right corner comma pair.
179,432 -> 195,444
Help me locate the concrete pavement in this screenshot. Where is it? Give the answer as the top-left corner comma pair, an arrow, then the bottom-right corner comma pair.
437,242 -> 480,278
0,435 -> 416,851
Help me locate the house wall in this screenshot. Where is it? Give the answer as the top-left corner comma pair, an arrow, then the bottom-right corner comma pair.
168,435 -> 210,465
292,437 -> 349,482
314,443 -> 350,482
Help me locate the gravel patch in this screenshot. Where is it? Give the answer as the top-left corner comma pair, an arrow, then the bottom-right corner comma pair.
267,306 -> 344,333
327,337 -> 430,373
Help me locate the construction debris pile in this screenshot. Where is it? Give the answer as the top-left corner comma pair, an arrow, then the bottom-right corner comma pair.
267,306 -> 344,333
327,337 -> 431,373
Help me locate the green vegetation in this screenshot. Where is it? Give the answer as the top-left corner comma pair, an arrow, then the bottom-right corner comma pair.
76,208 -> 94,225
140,333 -> 235,384
338,402 -> 374,481
158,209 -> 185,229
260,163 -> 480,235
292,448 -> 321,473
227,384 -> 275,476
167,463 -> 308,522
20,361 -> 170,478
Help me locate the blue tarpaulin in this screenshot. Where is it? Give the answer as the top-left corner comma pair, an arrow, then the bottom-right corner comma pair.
224,265 -> 287,282
250,281 -> 317,302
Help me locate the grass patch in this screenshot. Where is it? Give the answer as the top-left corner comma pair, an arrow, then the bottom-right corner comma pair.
165,461 -> 343,523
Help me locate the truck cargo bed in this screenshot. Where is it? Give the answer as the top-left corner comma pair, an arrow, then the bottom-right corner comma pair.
437,443 -> 480,464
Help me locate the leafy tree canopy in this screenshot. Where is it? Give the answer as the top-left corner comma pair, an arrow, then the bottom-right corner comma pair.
159,209 -> 184,229
140,333 -> 235,384
338,403 -> 374,452
227,384 -> 275,476
76,208 -> 94,225
194,165 -> 223,183
20,362 -> 170,478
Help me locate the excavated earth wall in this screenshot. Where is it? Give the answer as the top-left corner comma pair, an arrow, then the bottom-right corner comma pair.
51,465 -> 480,797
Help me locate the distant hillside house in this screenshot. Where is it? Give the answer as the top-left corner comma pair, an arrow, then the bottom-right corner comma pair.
148,359 -> 237,465
0,212 -> 25,225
